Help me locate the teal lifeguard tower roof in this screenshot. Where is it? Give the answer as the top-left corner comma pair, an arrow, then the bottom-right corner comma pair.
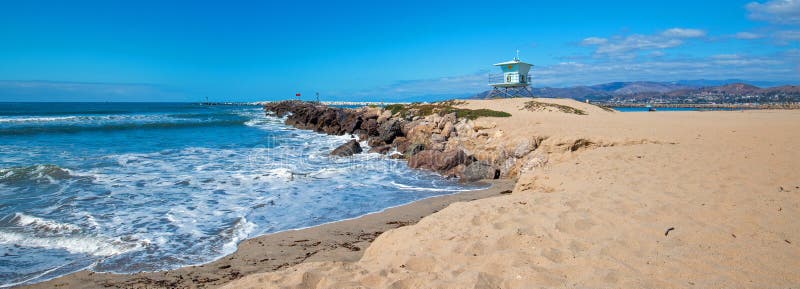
490,58 -> 533,87
486,51 -> 535,97
492,59 -> 533,75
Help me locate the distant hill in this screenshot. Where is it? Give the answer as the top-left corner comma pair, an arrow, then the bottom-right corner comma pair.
471,81 -> 800,104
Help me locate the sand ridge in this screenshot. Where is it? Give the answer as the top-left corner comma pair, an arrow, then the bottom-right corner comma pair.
223,98 -> 800,288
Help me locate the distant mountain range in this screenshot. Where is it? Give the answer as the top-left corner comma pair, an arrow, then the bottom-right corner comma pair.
472,80 -> 800,104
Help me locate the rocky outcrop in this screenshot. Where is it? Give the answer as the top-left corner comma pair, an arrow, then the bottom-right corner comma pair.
331,140 -> 363,156
264,101 -> 531,181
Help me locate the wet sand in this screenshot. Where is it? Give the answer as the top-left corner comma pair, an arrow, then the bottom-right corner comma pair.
21,179 -> 515,289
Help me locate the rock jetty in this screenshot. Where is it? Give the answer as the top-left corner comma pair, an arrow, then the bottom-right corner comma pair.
263,100 -> 543,181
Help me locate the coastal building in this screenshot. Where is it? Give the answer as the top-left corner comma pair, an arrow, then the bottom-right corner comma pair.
487,51 -> 534,98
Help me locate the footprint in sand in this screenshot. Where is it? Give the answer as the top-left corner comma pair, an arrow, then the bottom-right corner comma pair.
542,247 -> 564,263
555,213 -> 596,234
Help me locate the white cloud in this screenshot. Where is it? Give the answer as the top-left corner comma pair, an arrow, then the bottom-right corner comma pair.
785,48 -> 800,57
580,37 -> 608,45
711,54 -> 742,59
581,28 -> 705,58
747,0 -> 800,25
597,35 -> 682,54
735,31 -> 764,39
529,55 -> 794,87
661,28 -> 707,38
774,30 -> 800,43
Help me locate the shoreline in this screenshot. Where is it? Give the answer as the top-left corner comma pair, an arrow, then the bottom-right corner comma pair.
21,179 -> 515,289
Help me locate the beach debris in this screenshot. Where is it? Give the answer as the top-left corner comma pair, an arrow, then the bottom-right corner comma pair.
340,242 -> 361,251
499,190 -> 513,194
386,220 -> 415,227
331,140 -> 362,156
786,240 -> 792,244
569,139 -> 595,152
665,227 -> 675,236
731,233 -> 737,238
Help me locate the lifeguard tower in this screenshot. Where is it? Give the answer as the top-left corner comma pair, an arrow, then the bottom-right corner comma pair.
487,51 -> 534,98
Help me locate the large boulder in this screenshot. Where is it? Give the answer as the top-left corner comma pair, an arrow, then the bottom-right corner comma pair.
407,150 -> 437,170
404,143 -> 425,158
405,121 -> 435,145
347,116 -> 364,134
430,133 -> 446,143
441,121 -> 455,138
437,149 -> 468,171
377,119 -> 402,144
407,149 -> 468,172
367,137 -> 386,147
377,110 -> 393,123
368,145 -> 392,154
460,161 -> 499,181
331,140 -> 362,156
363,118 -> 379,136
401,120 -> 421,136
439,112 -> 456,129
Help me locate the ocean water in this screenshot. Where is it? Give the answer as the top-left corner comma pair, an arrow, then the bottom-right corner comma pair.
612,107 -> 745,112
0,102 -> 485,287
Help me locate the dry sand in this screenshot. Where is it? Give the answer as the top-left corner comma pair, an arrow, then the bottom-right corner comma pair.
223,98 -> 800,288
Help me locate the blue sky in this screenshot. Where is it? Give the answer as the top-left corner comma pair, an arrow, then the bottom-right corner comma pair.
1,0 -> 799,102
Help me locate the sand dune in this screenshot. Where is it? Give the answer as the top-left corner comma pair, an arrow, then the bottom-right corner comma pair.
225,98 -> 800,288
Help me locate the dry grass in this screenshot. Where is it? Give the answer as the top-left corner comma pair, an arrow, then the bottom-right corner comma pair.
386,101 -> 511,120
522,101 -> 587,115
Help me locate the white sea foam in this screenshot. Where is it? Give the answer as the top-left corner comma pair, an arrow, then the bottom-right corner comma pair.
0,116 -> 78,123
0,231 -> 139,256
391,181 -> 473,192
263,168 -> 294,180
13,213 -> 81,233
221,217 -> 256,254
0,165 -> 73,185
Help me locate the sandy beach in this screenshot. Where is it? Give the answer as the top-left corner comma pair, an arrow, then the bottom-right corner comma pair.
222,98 -> 800,288
19,98 -> 800,288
